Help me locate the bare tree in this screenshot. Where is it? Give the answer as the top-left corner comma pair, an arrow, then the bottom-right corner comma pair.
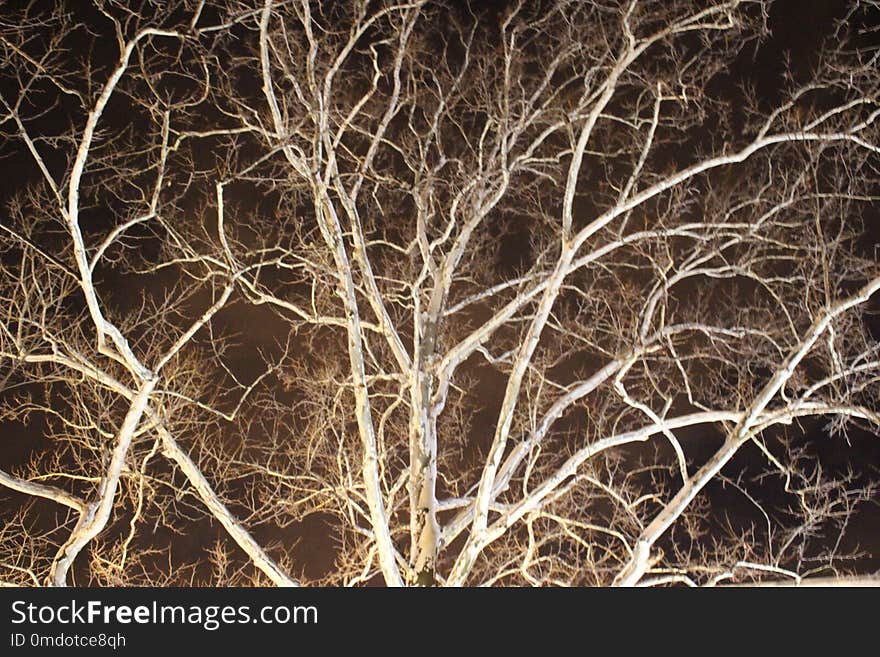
0,0 -> 878,587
